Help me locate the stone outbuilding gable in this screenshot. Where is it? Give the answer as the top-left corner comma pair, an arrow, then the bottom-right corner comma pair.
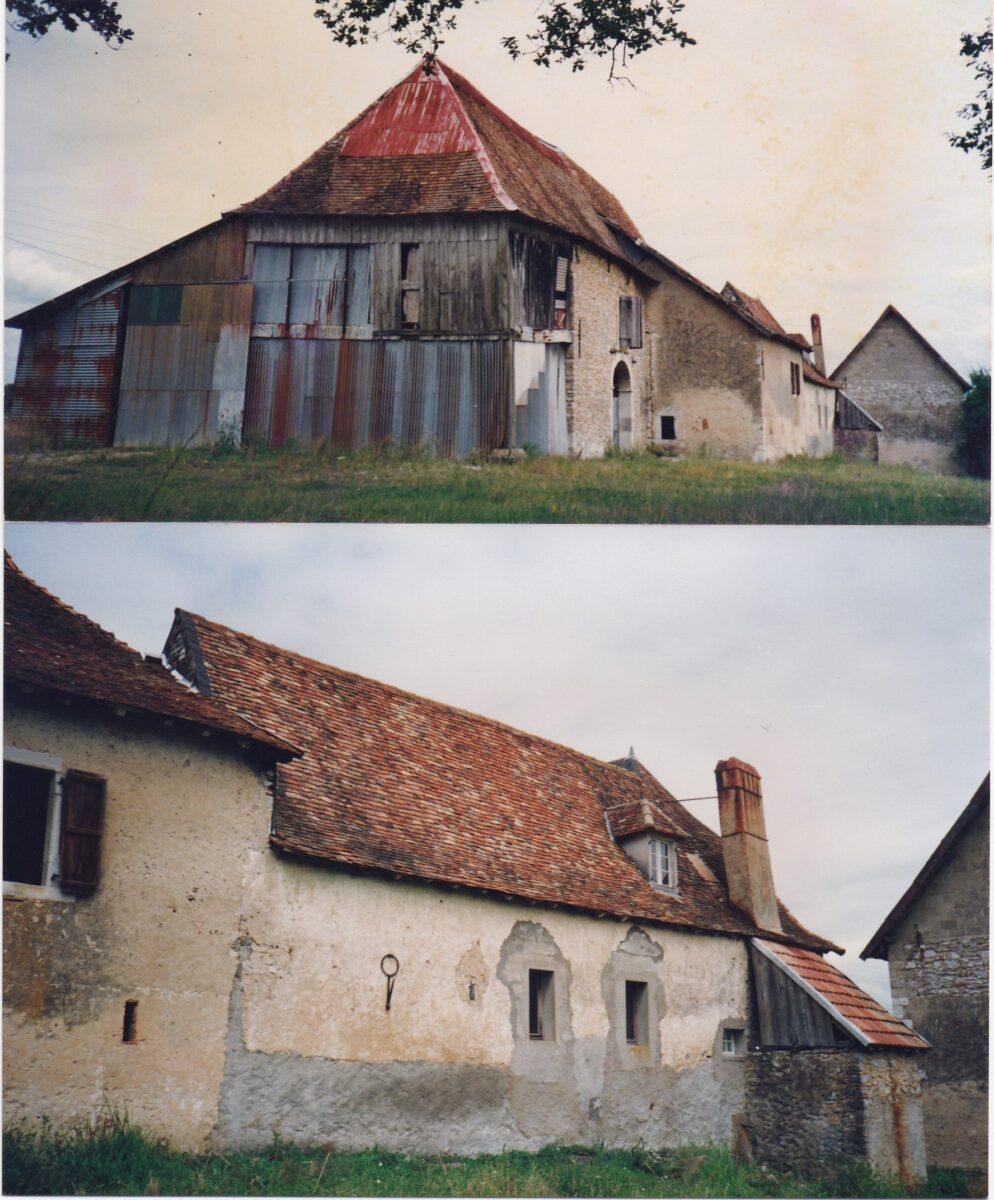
8,61 -> 842,467
5,561 -> 928,1179
831,306 -> 969,475
862,776 -> 989,1171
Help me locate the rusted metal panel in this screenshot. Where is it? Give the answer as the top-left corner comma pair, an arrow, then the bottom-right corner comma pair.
133,221 -> 246,284
243,337 -> 506,455
8,289 -> 123,445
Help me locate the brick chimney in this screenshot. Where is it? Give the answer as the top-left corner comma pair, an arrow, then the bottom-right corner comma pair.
715,758 -> 782,932
810,314 -> 826,376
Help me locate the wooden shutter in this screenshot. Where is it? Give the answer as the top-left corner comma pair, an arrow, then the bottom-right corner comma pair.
619,296 -> 643,349
59,771 -> 106,895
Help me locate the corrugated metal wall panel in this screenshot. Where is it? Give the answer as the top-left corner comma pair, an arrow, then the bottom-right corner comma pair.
114,390 -> 218,447
8,289 -> 123,445
244,337 -> 506,455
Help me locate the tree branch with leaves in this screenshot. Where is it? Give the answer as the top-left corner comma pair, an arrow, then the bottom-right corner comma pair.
6,0 -> 132,45
313,0 -> 695,78
948,18 -> 992,172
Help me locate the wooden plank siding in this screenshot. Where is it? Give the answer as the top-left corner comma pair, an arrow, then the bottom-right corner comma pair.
749,943 -> 854,1049
244,214 -> 508,335
133,222 -> 247,285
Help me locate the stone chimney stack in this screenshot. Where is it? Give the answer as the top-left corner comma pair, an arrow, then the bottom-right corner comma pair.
810,314 -> 826,376
715,758 -> 782,932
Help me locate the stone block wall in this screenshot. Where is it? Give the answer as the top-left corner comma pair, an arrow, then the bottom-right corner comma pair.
834,312 -> 966,475
744,1049 -> 926,1184
565,247 -> 651,457
885,803 -> 988,1169
834,429 -> 879,461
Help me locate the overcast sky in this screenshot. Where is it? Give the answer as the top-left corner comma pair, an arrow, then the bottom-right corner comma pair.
5,523 -> 988,1006
5,0 -> 991,380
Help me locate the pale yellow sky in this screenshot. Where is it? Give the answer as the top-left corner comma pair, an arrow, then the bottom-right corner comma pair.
5,0 -> 991,378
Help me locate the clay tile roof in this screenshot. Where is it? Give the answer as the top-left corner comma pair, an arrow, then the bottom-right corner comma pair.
4,555 -> 297,758
862,775 -> 990,961
721,283 -> 811,350
803,361 -> 840,389
232,59 -> 641,264
753,939 -> 929,1051
166,608 -> 837,951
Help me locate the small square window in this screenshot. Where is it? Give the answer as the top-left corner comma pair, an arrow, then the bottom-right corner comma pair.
722,1027 -> 745,1057
528,969 -> 555,1040
659,415 -> 676,440
649,838 -> 676,889
625,980 -> 648,1045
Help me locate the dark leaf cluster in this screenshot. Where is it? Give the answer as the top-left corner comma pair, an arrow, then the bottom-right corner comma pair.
957,367 -> 991,479
6,0 -> 132,44
948,19 -> 992,171
313,0 -> 694,74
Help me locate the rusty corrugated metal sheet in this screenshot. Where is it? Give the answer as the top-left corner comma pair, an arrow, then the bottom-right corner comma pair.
243,337 -> 505,455
8,289 -> 123,445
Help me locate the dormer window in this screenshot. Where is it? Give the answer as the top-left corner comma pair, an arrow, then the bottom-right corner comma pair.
649,838 -> 677,889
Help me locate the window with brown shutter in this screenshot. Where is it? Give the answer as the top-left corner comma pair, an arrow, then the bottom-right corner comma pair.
59,771 -> 106,895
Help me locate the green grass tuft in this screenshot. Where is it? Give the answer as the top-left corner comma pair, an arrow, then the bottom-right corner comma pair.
5,446 -> 989,523
2,1117 -> 983,1197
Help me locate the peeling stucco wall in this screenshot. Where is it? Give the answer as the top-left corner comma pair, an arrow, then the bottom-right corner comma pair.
3,698 -> 272,1150
566,248 -> 651,457
885,803 -> 989,1170
213,856 -> 750,1153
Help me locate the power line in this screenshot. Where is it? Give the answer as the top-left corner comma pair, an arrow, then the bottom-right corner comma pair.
6,199 -> 151,240
6,218 -> 146,261
6,212 -> 150,257
4,235 -> 111,270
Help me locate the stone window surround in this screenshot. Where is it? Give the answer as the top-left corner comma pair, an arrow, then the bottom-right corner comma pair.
3,745 -> 73,902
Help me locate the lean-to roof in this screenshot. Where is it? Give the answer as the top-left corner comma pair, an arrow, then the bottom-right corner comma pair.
164,607 -> 838,952
753,939 -> 929,1050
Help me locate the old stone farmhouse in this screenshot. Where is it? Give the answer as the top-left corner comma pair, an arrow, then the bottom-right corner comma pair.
831,306 -> 969,474
862,775 -> 989,1172
8,60 -> 847,462
4,555 -> 930,1179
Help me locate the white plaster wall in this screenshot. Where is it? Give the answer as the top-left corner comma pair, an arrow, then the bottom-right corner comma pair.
3,701 -> 272,1150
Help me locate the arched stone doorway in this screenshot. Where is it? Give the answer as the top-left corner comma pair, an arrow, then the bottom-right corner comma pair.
612,361 -> 633,450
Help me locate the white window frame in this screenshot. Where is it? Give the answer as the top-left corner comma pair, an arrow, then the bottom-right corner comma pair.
648,837 -> 677,890
721,1026 -> 746,1058
3,746 -> 72,901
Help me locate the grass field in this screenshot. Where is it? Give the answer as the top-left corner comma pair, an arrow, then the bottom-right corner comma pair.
3,1118 -> 980,1198
5,446 -> 989,523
